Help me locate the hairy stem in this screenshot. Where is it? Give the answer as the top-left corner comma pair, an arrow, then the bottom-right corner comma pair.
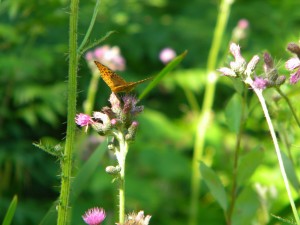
114,130 -> 128,224
57,0 -> 79,223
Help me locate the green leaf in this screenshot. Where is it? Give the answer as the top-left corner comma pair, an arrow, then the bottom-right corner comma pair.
39,142 -> 107,225
138,50 -> 188,101
281,151 -> 300,191
200,162 -> 228,211
225,93 -> 243,133
237,150 -> 264,185
33,140 -> 63,157
232,187 -> 260,225
2,195 -> 18,225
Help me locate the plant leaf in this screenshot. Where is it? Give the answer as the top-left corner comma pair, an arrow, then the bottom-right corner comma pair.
237,149 -> 264,185
232,187 -> 260,225
281,151 -> 300,191
225,93 -> 243,133
2,195 -> 18,225
200,162 -> 228,211
138,50 -> 188,101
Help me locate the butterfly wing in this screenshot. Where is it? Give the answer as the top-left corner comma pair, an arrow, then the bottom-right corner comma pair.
114,77 -> 153,93
94,61 -> 128,92
94,61 -> 153,93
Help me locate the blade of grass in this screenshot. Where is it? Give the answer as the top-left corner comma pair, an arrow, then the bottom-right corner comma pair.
138,50 -> 188,101
2,195 -> 18,225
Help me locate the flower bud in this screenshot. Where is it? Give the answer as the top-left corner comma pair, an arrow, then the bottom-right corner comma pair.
245,55 -> 260,76
263,52 -> 274,71
287,42 -> 300,57
275,75 -> 286,86
253,77 -> 268,90
218,67 -> 237,77
125,121 -> 139,141
105,165 -> 121,175
109,93 -> 122,114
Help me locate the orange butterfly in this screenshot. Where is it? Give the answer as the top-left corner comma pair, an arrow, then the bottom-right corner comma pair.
94,61 -> 152,93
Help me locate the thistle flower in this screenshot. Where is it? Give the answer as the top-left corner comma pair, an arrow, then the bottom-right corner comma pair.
75,113 -> 94,132
85,45 -> 126,71
232,19 -> 249,42
76,93 -> 143,136
253,77 -> 268,90
116,211 -> 152,225
285,57 -> 300,84
159,48 -> 176,64
82,207 -> 106,225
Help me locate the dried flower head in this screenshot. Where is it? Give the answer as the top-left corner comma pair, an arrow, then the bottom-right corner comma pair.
116,211 -> 151,225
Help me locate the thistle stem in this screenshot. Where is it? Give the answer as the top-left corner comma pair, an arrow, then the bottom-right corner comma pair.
57,0 -> 79,223
114,130 -> 128,224
245,78 -> 300,225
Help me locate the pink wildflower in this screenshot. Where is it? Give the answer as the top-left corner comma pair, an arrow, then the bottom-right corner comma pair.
75,113 -> 93,127
82,207 -> 106,225
159,48 -> 176,64
285,57 -> 300,84
253,77 -> 268,90
86,45 -> 126,71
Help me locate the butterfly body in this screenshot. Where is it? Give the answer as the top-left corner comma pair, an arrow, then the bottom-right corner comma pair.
94,61 -> 152,93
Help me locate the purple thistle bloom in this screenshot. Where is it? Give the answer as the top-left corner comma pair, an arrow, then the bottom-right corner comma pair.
290,69 -> 300,84
75,113 -> 93,127
285,57 -> 300,84
82,207 -> 106,225
253,77 -> 268,90
285,57 -> 300,71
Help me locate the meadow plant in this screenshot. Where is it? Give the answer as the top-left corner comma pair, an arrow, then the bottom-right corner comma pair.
76,92 -> 148,224
217,42 -> 300,224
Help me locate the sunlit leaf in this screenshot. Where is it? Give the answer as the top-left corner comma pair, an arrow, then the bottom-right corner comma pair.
200,162 -> 228,211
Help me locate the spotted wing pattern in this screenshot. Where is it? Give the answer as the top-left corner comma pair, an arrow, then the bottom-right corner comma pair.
94,61 -> 152,93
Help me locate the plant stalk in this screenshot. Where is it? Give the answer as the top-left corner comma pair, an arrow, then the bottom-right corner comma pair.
57,0 -> 79,223
189,0 -> 233,224
245,78 -> 300,225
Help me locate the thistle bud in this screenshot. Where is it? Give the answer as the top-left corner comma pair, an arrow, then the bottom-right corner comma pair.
125,121 -> 139,141
287,42 -> 300,58
275,75 -> 286,86
105,165 -> 121,175
245,55 -> 260,76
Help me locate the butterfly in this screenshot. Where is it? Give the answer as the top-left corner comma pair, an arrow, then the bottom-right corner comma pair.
94,61 -> 152,93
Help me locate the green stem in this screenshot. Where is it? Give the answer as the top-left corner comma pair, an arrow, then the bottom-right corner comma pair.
227,91 -> 247,224
84,67 -> 100,115
57,0 -> 79,224
275,87 -> 300,128
245,78 -> 300,225
182,86 -> 200,113
114,130 -> 128,224
78,0 -> 101,55
189,1 -> 233,225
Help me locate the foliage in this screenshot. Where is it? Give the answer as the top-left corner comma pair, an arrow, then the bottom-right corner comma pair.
0,0 -> 300,224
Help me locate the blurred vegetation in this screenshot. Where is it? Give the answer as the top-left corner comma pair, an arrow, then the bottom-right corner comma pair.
0,0 -> 300,224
